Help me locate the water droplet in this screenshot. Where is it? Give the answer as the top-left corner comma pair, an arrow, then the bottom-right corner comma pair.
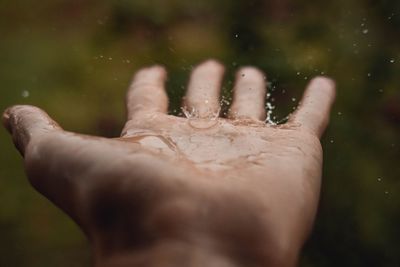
384,191 -> 389,195
181,106 -> 196,119
390,59 -> 395,63
337,111 -> 342,116
235,34 -> 239,38
330,139 -> 334,143
168,47 -> 176,53
377,178 -> 382,182
265,102 -> 276,125
266,102 -> 275,110
21,90 -> 30,98
367,73 -> 371,77
220,96 -> 231,106
362,29 -> 369,34
181,106 -> 220,129
291,97 -> 296,102
108,57 -> 113,60
296,72 -> 301,76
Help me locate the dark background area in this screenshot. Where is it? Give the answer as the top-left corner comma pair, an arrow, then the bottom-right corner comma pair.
0,0 -> 399,266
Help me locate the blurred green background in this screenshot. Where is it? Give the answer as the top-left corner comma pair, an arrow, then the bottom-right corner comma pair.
0,0 -> 399,266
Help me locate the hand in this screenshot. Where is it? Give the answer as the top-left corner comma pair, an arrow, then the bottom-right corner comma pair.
3,60 -> 335,267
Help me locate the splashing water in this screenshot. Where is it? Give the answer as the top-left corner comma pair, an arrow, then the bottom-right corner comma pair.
263,82 -> 294,125
181,106 -> 197,119
265,102 -> 276,125
220,95 -> 232,117
181,106 -> 220,129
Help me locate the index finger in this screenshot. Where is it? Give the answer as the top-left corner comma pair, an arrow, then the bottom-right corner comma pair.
290,77 -> 336,138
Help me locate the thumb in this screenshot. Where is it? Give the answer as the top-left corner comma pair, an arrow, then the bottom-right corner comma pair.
3,105 -> 62,155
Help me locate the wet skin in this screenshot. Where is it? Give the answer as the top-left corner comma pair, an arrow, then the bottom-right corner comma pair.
3,60 -> 335,267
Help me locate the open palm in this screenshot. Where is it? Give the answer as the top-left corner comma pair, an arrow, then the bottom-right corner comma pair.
4,60 -> 335,267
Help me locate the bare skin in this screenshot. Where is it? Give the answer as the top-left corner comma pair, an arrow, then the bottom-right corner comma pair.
3,60 -> 335,267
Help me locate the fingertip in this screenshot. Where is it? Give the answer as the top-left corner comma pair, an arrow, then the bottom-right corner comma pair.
196,59 -> 225,73
308,76 -> 336,99
236,66 -> 266,84
133,65 -> 167,82
201,59 -> 223,66
149,65 -> 167,76
2,105 -> 30,133
2,106 -> 13,133
310,76 -> 335,84
3,104 -> 61,134
2,105 -> 47,155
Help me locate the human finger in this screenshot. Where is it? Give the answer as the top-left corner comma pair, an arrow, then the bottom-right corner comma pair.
126,66 -> 168,120
184,60 -> 224,118
3,105 -> 62,155
228,67 -> 267,120
289,77 -> 336,137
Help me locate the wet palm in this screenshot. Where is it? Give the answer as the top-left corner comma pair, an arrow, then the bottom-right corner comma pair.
3,60 -> 335,267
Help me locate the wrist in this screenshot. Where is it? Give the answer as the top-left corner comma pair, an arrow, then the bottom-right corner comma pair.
94,239 -> 240,267
93,237 -> 298,267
